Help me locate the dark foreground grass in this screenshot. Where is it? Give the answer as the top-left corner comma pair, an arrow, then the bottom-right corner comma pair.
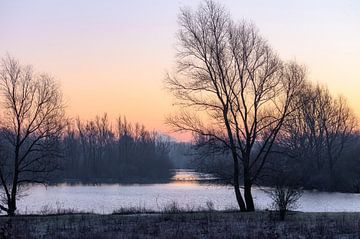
1,211 -> 360,239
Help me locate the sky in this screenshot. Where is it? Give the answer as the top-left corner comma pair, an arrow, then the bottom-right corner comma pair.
0,0 -> 359,140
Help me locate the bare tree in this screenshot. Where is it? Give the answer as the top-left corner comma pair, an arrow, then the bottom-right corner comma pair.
265,168 -> 303,220
277,83 -> 327,185
165,0 -> 305,211
320,91 -> 356,189
283,84 -> 357,190
0,56 -> 66,216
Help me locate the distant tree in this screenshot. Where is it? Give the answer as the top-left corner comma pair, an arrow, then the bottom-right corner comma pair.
0,56 -> 66,216
59,115 -> 174,183
319,89 -> 356,189
165,0 -> 305,211
75,114 -> 115,178
280,83 -> 357,190
62,124 -> 80,179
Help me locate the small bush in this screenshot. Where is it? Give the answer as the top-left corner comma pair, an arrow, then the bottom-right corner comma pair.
265,169 -> 303,220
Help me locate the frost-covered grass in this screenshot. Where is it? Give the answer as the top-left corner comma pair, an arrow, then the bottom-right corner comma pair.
1,211 -> 360,238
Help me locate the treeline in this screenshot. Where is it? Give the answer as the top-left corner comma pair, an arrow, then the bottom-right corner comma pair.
0,113 -> 174,185
0,56 -> 176,215
270,83 -> 359,192
190,135 -> 360,192
188,82 -> 360,193
52,114 -> 174,183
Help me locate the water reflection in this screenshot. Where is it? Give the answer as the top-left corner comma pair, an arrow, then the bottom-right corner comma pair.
13,170 -> 360,214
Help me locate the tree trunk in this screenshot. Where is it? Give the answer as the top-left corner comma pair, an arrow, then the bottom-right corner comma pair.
234,184 -> 246,211
243,155 -> 255,211
233,159 -> 246,211
7,198 -> 16,216
223,111 -> 246,212
244,179 -> 255,211
8,139 -> 20,217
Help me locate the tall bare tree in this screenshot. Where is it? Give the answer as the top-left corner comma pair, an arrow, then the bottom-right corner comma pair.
319,89 -> 356,187
0,56 -> 66,216
282,83 -> 357,190
165,0 -> 305,211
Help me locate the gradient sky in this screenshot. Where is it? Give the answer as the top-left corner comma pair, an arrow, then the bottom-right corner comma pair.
1,0 -> 359,140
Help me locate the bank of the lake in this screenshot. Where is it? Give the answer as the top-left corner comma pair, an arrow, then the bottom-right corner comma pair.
1,211 -> 360,239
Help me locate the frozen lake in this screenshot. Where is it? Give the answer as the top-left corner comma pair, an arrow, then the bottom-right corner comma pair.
16,170 -> 360,214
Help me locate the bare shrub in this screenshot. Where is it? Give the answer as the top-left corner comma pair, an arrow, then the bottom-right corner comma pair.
265,169 -> 303,220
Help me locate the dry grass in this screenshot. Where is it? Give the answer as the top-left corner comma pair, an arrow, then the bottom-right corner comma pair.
1,211 -> 360,239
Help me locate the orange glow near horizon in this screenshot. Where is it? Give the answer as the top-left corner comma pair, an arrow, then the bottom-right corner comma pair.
1,1 -> 359,141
